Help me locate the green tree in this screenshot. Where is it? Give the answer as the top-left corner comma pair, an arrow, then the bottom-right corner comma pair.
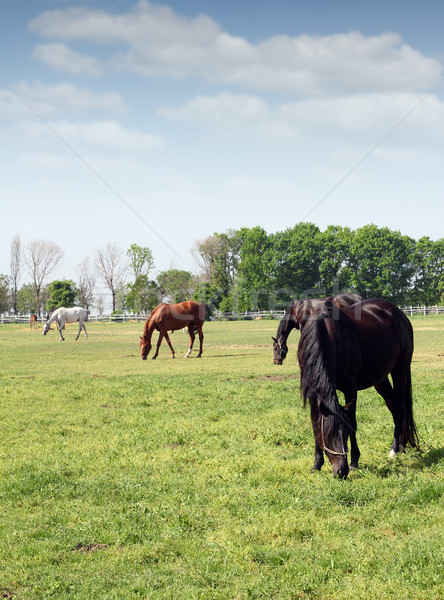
411,237 -> 444,305
45,280 -> 78,311
237,226 -> 274,310
156,269 -> 196,304
348,225 -> 415,303
17,284 -> 37,314
126,275 -> 161,312
318,225 -> 354,293
271,223 -> 323,305
127,244 -> 154,280
0,274 -> 10,313
192,229 -> 241,296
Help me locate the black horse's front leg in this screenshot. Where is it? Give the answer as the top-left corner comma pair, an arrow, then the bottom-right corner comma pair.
312,441 -> 324,472
344,394 -> 360,469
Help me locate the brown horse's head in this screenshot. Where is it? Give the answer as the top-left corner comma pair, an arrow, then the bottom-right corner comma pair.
140,336 -> 151,360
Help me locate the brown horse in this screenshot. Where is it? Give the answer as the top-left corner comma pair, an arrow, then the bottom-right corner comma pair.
272,293 -> 363,365
298,299 -> 418,479
140,301 -> 206,360
30,314 -> 38,329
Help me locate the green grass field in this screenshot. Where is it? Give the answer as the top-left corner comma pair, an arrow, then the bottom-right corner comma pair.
0,317 -> 443,599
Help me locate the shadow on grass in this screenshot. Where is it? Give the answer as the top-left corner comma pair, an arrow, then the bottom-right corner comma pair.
354,446 -> 444,479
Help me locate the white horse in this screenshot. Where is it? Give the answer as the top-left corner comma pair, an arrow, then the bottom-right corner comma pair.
43,307 -> 88,341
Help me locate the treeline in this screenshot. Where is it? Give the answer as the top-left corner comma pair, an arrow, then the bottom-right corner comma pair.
1,224 -> 443,315
192,223 -> 444,311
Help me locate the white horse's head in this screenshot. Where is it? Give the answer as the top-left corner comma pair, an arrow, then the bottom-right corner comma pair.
42,321 -> 50,335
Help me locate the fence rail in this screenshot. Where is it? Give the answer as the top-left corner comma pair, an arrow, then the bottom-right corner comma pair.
2,305 -> 444,324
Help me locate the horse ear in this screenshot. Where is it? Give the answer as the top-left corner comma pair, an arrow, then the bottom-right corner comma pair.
139,336 -> 143,340
272,336 -> 277,342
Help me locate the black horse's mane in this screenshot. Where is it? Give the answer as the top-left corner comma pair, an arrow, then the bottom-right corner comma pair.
298,302 -> 340,415
276,301 -> 297,339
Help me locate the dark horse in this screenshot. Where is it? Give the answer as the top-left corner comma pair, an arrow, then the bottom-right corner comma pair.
140,301 -> 206,360
272,293 -> 363,365
298,299 -> 418,478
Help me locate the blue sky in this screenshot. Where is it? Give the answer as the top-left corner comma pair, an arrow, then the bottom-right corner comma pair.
1,0 -> 444,294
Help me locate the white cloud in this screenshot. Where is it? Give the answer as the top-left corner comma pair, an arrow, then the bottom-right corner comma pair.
159,91 -> 444,147
158,93 -> 269,127
28,1 -> 442,95
13,119 -> 165,154
32,43 -> 103,76
0,81 -> 125,117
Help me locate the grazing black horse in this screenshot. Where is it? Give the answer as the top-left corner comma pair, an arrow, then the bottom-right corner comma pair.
298,299 -> 418,479
272,293 -> 363,365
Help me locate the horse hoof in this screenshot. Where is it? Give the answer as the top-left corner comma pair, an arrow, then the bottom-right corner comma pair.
388,449 -> 396,459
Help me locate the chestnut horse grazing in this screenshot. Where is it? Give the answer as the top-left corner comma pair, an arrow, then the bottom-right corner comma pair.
273,293 -> 363,365
140,301 -> 206,360
43,307 -> 88,341
298,299 -> 418,479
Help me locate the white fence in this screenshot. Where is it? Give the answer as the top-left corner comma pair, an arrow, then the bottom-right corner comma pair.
1,305 -> 444,325
0,313 -> 150,325
213,306 -> 444,320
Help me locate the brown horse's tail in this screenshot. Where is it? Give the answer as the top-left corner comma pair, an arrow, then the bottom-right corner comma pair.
404,370 -> 419,449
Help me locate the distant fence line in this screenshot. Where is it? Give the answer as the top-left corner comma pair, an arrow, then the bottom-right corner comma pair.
1,305 -> 444,325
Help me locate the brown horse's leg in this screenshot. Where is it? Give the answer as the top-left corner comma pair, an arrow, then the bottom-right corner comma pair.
163,332 -> 175,359
152,331 -> 164,359
185,324 -> 195,358
196,324 -> 204,358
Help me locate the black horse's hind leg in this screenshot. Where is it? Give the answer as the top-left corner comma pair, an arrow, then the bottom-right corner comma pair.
374,377 -> 403,457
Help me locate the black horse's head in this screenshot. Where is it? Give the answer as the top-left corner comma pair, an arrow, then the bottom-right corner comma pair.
315,403 -> 352,479
272,336 -> 288,365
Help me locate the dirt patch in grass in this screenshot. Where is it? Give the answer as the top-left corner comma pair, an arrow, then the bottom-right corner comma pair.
72,543 -> 107,553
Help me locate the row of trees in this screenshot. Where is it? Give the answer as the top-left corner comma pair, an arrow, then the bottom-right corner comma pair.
192,224 -> 444,310
1,224 -> 443,315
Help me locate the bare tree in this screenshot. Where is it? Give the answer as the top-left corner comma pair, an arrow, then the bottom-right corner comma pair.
76,258 -> 96,311
10,234 -> 21,314
191,235 -> 223,284
95,295 -> 105,316
94,243 -> 128,311
24,240 -> 63,314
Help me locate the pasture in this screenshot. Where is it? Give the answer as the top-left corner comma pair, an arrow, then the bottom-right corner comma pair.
0,317 -> 443,600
